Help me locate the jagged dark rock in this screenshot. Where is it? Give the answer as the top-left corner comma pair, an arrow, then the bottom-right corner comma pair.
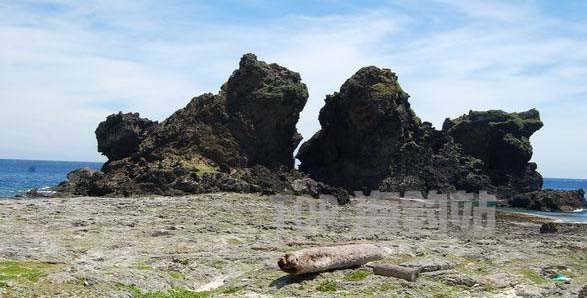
297,66 -> 423,191
510,189 -> 585,212
55,54 -> 349,204
95,112 -> 158,161
540,222 -> 558,234
225,53 -> 308,170
55,56 -> 580,211
442,109 -> 544,195
297,65 -> 579,210
297,66 -> 493,195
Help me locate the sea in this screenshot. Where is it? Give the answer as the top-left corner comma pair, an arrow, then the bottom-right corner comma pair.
0,159 -> 585,222
0,159 -> 102,198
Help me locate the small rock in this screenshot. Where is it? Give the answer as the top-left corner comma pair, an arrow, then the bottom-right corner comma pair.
151,230 -> 172,237
514,285 -> 545,298
481,273 -> 522,289
443,274 -> 478,287
400,257 -> 456,272
540,222 -> 558,234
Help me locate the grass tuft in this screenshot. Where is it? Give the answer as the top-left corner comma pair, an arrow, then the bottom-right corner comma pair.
519,268 -> 548,285
119,284 -> 211,298
0,260 -> 56,283
344,269 -> 371,281
316,279 -> 337,292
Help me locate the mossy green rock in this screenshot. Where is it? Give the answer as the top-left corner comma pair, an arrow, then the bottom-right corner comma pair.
443,109 -> 544,194
55,54 -> 312,197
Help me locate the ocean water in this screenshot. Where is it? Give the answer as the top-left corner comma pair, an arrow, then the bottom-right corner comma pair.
0,159 -> 102,198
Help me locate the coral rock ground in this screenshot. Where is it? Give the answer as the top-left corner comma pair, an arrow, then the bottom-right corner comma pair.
0,194 -> 585,297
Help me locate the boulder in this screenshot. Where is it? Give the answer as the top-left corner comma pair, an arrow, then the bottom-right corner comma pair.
96,112 -> 158,161
540,222 -> 558,234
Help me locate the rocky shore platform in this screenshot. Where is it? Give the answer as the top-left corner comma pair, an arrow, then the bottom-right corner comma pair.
1,193 -> 585,297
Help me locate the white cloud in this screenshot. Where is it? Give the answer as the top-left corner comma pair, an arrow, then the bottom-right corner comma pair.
0,0 -> 585,178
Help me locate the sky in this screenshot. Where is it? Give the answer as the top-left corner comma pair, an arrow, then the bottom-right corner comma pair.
0,0 -> 586,178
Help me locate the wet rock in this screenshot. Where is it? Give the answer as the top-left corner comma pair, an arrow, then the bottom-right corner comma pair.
18,188 -> 52,198
96,112 -> 158,161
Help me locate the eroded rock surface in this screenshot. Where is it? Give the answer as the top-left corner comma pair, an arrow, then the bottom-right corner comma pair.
0,194 -> 585,297
443,109 -> 544,195
297,65 -> 582,210
95,112 -> 158,161
55,54 -> 348,201
511,189 -> 585,212
297,67 -> 423,191
53,56 -> 583,211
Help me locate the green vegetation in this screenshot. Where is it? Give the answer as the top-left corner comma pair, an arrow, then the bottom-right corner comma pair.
370,82 -> 398,96
519,268 -> 548,285
316,279 -> 338,292
132,261 -> 152,270
182,160 -> 218,176
365,281 -> 400,296
120,284 -> 211,298
221,286 -> 242,294
169,271 -> 185,280
344,269 -> 371,281
433,292 -> 457,298
0,260 -> 57,284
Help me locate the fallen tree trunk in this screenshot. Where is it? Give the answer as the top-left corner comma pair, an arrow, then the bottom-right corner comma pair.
278,244 -> 390,275
368,263 -> 419,282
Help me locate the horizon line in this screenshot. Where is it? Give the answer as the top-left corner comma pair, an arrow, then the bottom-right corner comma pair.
1,157 -> 585,181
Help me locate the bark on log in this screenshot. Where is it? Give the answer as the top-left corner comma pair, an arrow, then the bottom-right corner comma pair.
277,244 -> 389,275
368,263 -> 419,282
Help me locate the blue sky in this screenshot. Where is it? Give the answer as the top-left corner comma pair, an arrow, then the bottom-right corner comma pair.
1,0 -> 586,178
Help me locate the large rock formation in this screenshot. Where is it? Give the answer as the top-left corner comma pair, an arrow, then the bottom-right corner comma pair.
297,67 -> 423,191
297,65 -> 582,210
53,56 -> 583,211
55,54 -> 348,202
297,66 -> 493,194
442,109 -> 544,195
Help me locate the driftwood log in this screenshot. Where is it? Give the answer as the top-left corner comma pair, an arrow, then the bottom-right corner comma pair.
278,244 -> 390,275
368,263 -> 419,281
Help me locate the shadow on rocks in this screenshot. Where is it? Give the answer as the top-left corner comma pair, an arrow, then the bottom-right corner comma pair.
269,273 -> 319,289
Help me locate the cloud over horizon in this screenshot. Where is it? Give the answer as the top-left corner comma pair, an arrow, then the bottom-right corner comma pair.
1,0 -> 586,178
